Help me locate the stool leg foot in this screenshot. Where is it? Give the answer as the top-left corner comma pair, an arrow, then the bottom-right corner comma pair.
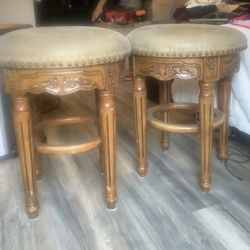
161,140 -> 169,151
138,166 -> 147,177
199,80 -> 214,191
218,77 -> 231,161
133,77 -> 148,176
107,200 -> 116,210
200,182 -> 210,192
27,195 -> 39,218
13,96 -> 39,218
99,90 -> 116,208
159,80 -> 173,151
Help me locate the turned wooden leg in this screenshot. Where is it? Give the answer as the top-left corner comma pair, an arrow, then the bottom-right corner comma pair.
99,90 -> 116,209
199,80 -> 214,192
13,96 -> 39,218
159,80 -> 173,151
218,77 -> 231,161
31,94 -> 43,180
133,77 -> 147,176
95,89 -> 104,173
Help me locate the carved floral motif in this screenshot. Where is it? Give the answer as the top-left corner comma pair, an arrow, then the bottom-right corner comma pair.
107,64 -> 115,86
3,64 -> 122,96
105,63 -> 120,90
138,62 -> 200,80
30,75 -> 100,95
3,69 -> 16,94
206,58 -> 217,71
18,68 -> 106,95
220,55 -> 240,78
204,58 -> 218,80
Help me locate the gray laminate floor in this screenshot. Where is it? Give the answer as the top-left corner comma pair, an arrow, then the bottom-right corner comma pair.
1,81 -> 250,250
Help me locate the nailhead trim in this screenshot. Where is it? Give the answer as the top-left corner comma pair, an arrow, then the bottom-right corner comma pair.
0,52 -> 130,69
131,45 -> 246,58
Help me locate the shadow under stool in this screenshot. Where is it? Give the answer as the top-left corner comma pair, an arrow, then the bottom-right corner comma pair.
0,26 -> 131,218
127,24 -> 247,191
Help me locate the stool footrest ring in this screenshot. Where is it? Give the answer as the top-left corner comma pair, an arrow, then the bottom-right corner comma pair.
147,102 -> 226,134
36,138 -> 101,155
35,116 -> 95,131
35,115 -> 100,155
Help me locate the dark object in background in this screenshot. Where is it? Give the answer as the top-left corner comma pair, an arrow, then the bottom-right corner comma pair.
174,5 -> 219,21
173,7 -> 189,21
230,127 -> 250,154
34,0 -> 99,26
103,0 -> 121,10
186,5 -> 218,19
103,0 -> 142,10
98,0 -> 145,24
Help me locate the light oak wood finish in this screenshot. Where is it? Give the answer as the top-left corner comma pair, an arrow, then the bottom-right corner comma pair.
218,77 -> 232,161
99,90 -> 116,208
159,80 -> 173,150
133,77 -> 147,176
133,55 -> 241,191
30,94 -> 43,180
1,82 -> 250,250
95,89 -> 105,173
147,103 -> 225,133
199,80 -> 214,191
3,63 -> 122,217
12,96 -> 39,218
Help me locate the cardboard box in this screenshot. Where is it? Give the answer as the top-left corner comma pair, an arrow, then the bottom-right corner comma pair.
151,0 -> 173,21
151,0 -> 187,21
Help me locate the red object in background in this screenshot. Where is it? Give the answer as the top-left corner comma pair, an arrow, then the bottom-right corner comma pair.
105,9 -> 136,24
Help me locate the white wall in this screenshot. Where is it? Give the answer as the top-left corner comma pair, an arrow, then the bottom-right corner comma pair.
0,0 -> 35,26
0,69 -> 16,158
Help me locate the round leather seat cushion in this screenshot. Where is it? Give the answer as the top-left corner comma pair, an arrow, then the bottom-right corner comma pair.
0,26 -> 131,68
127,24 -> 247,58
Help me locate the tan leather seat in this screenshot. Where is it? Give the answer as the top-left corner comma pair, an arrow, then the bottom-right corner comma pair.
0,26 -> 131,218
128,23 -> 247,191
127,24 -> 247,58
0,26 -> 131,68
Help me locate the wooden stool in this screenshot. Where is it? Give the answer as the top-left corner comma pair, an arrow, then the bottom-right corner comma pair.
127,24 -> 247,191
0,27 -> 131,218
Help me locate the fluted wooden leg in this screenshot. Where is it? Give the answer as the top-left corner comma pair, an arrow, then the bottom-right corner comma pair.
133,77 -> 147,176
31,94 -> 43,180
95,89 -> 104,173
159,80 -> 173,151
218,77 -> 231,161
13,96 -> 38,218
99,90 -> 116,209
199,80 -> 214,192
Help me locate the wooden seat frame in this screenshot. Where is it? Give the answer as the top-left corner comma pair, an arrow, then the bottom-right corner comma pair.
133,55 -> 240,191
3,62 -> 122,218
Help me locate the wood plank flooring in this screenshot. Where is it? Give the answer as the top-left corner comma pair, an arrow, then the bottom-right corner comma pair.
0,81 -> 250,250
